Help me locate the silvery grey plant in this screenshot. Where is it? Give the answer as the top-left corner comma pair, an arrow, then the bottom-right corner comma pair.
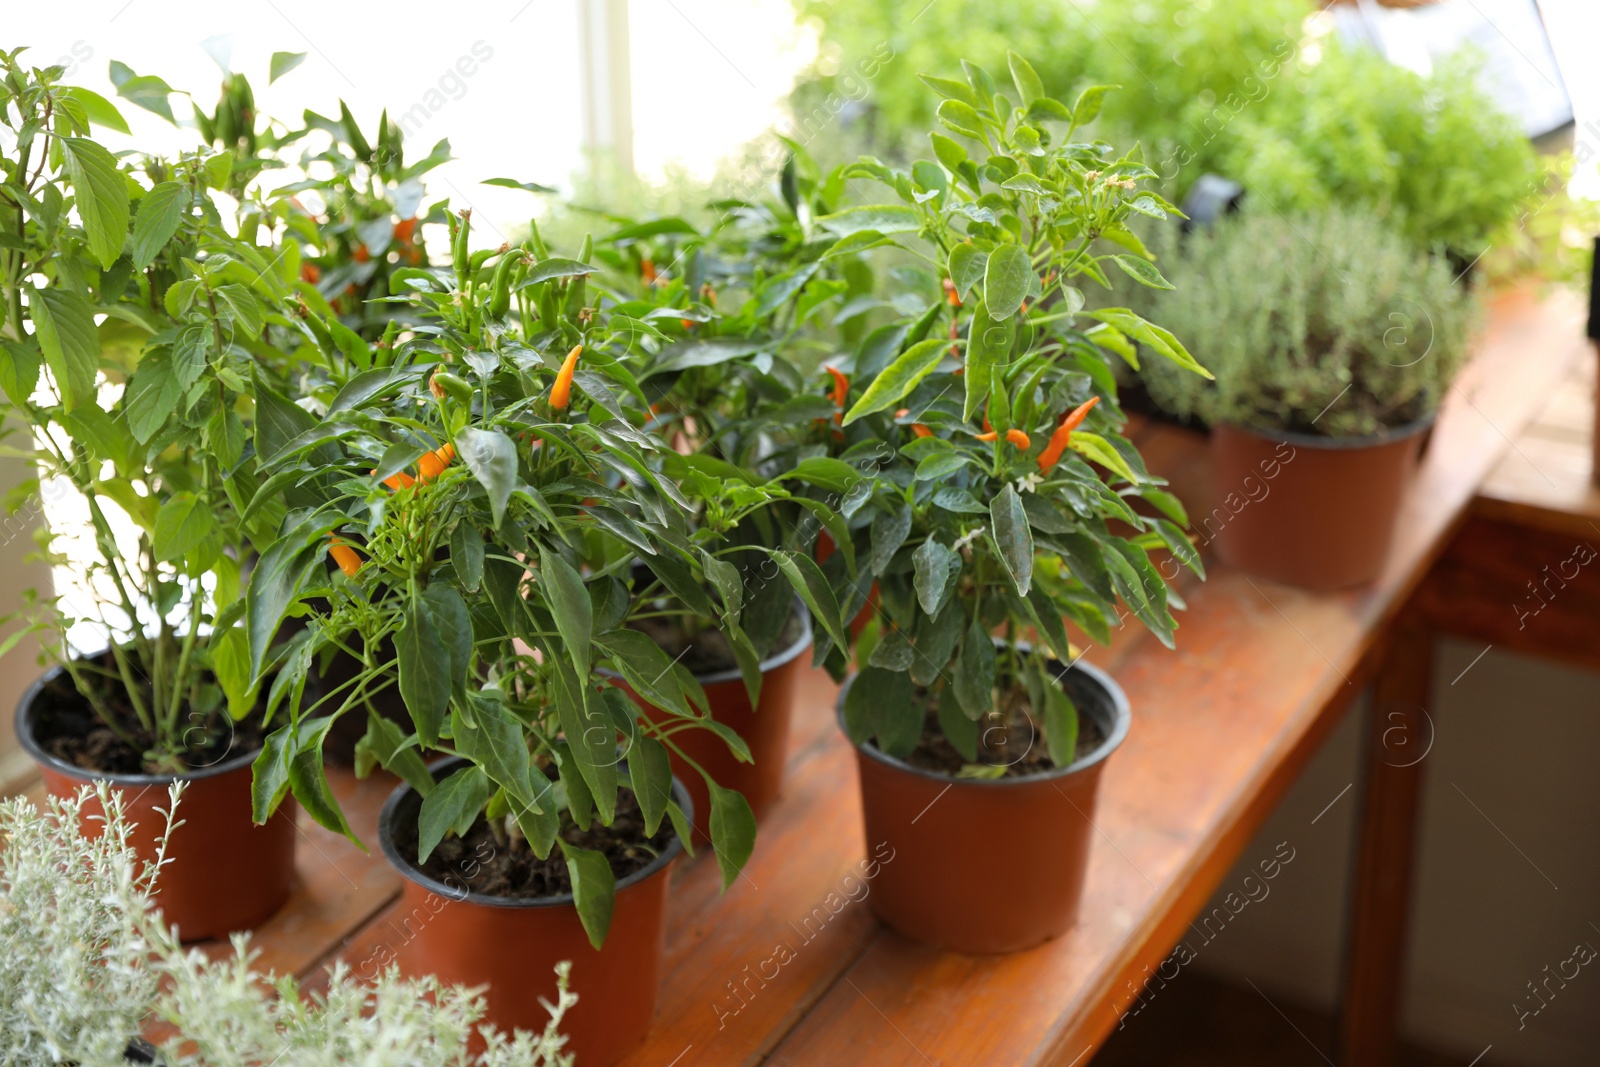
1129,206 -> 1477,439
0,785 -> 574,1067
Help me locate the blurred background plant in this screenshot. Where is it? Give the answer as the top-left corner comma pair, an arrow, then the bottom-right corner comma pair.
1126,206 -> 1478,439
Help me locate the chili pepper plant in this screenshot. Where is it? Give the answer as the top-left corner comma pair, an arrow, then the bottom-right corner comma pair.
246,209 -> 785,943
814,54 -> 1212,773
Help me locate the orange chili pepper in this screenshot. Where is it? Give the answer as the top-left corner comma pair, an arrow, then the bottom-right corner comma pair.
912,424 -> 933,438
1036,396 -> 1100,472
1005,428 -> 1031,449
300,262 -> 320,284
354,243 -> 370,263
942,277 -> 961,307
417,442 -> 456,483
328,536 -> 362,577
641,258 -> 657,286
394,217 -> 417,244
975,430 -> 999,442
550,344 -> 582,410
826,365 -> 849,424
372,468 -> 416,491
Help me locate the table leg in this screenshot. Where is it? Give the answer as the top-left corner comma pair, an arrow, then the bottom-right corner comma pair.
1336,620 -> 1433,1067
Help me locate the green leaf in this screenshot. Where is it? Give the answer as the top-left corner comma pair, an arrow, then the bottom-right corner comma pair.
397,598 -> 450,746
423,583 -> 474,691
1068,431 -> 1141,485
417,766 -> 493,863
918,74 -> 978,107
1025,585 -> 1073,662
912,538 -> 960,617
989,485 -> 1034,596
1085,308 -> 1212,379
953,620 -> 997,718
643,552 -> 715,619
1072,84 -> 1120,127
455,427 -> 519,527
453,697 -> 540,812
781,456 -> 861,494
245,528 -> 320,679
842,666 -> 917,757
816,204 -> 921,237
251,726 -> 295,823
30,287 -> 99,412
252,372 -> 319,466
949,243 -> 987,298
549,661 -> 617,822
288,723 -> 357,844
1041,679 -> 1079,767
482,177 -> 558,194
628,734 -> 673,836
842,338 -> 948,424
130,182 -> 187,269
707,782 -> 756,891
869,502 -> 912,576
353,711 -> 435,797
559,840 -> 616,949
1112,255 -> 1174,290
59,87 -> 129,134
539,544 -> 592,680
937,688 -> 978,761
963,298 -> 1013,422
59,138 -> 130,269
153,492 -> 219,563
512,258 -> 598,289
937,99 -> 985,139
598,629 -> 691,718
930,132 -> 968,171
111,64 -> 176,122
769,550 -> 847,653
450,524 -> 485,592
0,341 -> 40,408
269,51 -> 307,84
983,244 -> 1031,320
1007,52 -> 1045,106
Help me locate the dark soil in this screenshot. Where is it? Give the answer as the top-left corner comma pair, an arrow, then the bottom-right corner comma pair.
898,682 -> 1106,779
632,605 -> 807,676
399,784 -> 675,899
32,654 -> 267,776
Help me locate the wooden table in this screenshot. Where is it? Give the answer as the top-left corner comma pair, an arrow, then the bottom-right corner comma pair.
28,287 -> 1596,1065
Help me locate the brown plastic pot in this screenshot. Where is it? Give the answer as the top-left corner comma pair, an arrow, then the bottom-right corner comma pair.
1209,419 -> 1431,592
16,664 -> 298,942
840,657 -> 1130,954
378,758 -> 689,1067
622,606 -> 812,841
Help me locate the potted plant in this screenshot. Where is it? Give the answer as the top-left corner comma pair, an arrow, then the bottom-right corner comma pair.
1130,206 -> 1476,590
807,54 -> 1210,953
246,210 -> 769,1064
0,783 -> 576,1065
0,55 -> 305,940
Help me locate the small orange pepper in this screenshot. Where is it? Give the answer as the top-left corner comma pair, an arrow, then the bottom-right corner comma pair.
300,262 -> 320,284
974,430 -> 1000,442
1036,396 -> 1100,472
372,468 -> 416,491
826,365 -> 849,424
550,344 -> 582,410
328,536 -> 362,577
641,258 -> 657,286
353,243 -> 370,263
394,217 -> 417,244
417,442 -> 456,483
1005,428 -> 1031,449
942,277 -> 961,307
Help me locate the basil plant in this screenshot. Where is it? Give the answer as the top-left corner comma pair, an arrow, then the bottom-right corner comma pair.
814,55 -> 1212,772
0,51 -> 306,771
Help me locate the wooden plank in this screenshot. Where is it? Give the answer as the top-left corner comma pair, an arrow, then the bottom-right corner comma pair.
1337,619 -> 1433,1067
1418,514 -> 1600,674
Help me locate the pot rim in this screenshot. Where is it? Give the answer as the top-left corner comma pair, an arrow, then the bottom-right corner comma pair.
1221,412 -> 1436,451
600,599 -> 814,688
692,600 -> 813,686
836,652 -> 1131,787
378,755 -> 693,909
16,661 -> 265,786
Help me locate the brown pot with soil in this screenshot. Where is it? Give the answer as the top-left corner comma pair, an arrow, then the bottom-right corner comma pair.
378,757 -> 689,1067
1210,418 -> 1432,592
840,655 -> 1130,954
16,660 -> 298,942
620,604 -> 811,841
